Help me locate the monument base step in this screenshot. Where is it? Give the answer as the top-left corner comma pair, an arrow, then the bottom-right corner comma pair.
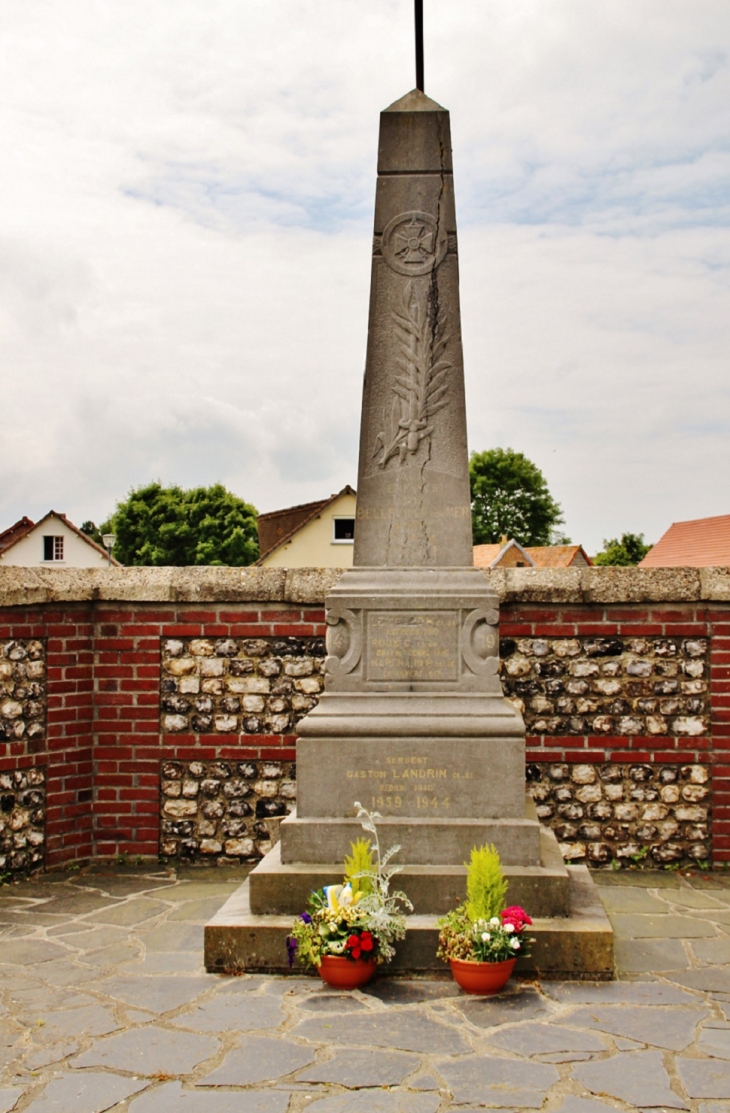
252,825 -> 569,917
204,865 -> 613,979
280,811 -> 542,866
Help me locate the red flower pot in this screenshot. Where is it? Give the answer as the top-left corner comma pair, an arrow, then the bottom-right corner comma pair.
449,957 -> 516,995
317,955 -> 376,989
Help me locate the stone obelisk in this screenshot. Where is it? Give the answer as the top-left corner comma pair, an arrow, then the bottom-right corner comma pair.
356,91 -> 469,569
206,88 -> 613,977
355,89 -> 472,569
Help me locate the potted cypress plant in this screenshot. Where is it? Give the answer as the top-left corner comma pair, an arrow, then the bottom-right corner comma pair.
286,803 -> 412,988
437,844 -> 533,994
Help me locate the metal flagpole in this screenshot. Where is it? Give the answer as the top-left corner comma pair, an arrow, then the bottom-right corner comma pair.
415,0 -> 424,91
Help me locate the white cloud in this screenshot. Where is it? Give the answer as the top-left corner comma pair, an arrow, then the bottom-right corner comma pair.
1,0 -> 729,552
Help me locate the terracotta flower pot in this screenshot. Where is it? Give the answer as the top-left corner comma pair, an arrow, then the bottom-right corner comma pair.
449,957 -> 516,995
318,955 -> 376,989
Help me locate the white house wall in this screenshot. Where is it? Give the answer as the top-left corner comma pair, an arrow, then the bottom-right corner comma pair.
0,519 -> 110,568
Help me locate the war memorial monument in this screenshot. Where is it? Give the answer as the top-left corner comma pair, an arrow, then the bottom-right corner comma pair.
206,30 -> 612,976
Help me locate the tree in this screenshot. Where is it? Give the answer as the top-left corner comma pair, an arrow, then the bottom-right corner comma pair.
80,521 -> 103,545
593,532 -> 652,566
102,482 -> 259,566
469,448 -> 565,547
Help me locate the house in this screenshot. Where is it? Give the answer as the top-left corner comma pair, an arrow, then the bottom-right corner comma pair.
0,512 -> 119,568
256,491 -> 594,572
256,487 -> 357,568
640,514 -> 730,568
473,538 -> 535,569
525,544 -> 593,569
473,538 -> 593,570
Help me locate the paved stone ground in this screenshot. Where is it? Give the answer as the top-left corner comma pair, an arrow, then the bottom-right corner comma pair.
1,865 -> 730,1112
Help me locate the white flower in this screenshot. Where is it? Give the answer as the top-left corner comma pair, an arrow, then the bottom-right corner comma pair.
504,923 -> 515,934
481,932 -> 490,942
510,938 -> 520,950
489,917 -> 500,927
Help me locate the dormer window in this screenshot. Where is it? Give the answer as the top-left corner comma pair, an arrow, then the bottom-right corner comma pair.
43,536 -> 64,561
333,518 -> 355,543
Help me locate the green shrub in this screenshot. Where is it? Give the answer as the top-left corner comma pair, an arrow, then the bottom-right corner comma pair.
465,844 -> 508,922
343,837 -> 375,896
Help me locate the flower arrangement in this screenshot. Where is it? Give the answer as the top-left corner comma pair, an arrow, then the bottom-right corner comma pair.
437,844 -> 533,965
286,803 -> 412,972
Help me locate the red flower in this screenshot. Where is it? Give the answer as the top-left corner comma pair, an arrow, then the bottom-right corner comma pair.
345,931 -> 374,960
501,906 -> 532,931
345,933 -> 363,958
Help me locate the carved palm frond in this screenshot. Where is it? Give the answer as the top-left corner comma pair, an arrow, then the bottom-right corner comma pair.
373,284 -> 452,468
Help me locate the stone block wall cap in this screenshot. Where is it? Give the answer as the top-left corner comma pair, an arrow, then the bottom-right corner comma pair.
699,566 -> 730,601
0,564 -> 729,609
482,565 -> 713,604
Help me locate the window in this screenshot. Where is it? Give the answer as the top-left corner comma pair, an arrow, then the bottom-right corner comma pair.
43,536 -> 64,561
333,518 -> 355,543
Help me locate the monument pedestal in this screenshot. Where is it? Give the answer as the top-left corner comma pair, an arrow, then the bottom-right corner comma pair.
204,566 -> 613,976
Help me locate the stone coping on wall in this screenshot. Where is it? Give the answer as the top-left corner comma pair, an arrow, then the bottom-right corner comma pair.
1,564 -> 730,608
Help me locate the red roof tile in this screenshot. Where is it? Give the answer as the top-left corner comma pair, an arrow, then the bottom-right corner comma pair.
473,541 -> 592,569
255,487 -> 356,564
640,514 -> 730,567
526,544 -> 592,568
0,516 -> 35,552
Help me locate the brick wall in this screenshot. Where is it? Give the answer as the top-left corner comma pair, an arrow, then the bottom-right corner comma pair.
500,600 -> 725,865
0,565 -> 729,875
91,603 -> 325,865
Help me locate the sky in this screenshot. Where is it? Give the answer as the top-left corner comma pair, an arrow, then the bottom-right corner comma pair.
2,0 -> 729,554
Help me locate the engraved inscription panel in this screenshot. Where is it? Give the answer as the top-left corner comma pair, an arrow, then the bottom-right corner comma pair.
346,754 -> 471,813
367,611 -> 459,682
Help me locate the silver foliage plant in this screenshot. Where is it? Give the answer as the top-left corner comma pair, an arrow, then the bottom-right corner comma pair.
352,801 -> 412,962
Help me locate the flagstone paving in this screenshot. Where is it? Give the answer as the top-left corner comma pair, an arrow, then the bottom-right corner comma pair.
1,864 -> 730,1111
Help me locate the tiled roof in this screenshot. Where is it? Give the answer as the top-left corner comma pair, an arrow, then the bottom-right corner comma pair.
473,541 -> 592,569
0,516 -> 35,553
640,514 -> 730,567
255,486 -> 356,564
526,544 -> 592,568
472,543 -> 504,568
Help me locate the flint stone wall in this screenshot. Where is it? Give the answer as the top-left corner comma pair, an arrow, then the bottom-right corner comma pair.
528,761 -> 710,866
158,631 -> 714,869
0,640 -> 46,749
159,635 -> 322,865
161,636 -> 325,737
0,767 -> 46,876
160,758 -> 295,863
502,635 -> 709,738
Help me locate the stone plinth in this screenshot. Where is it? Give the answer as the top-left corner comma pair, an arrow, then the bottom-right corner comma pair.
251,812 -> 570,917
281,565 -> 541,875
291,569 -> 529,832
205,865 -> 613,979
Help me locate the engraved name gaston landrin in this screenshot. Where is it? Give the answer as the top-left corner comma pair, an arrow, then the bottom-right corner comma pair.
373,210 -> 451,469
